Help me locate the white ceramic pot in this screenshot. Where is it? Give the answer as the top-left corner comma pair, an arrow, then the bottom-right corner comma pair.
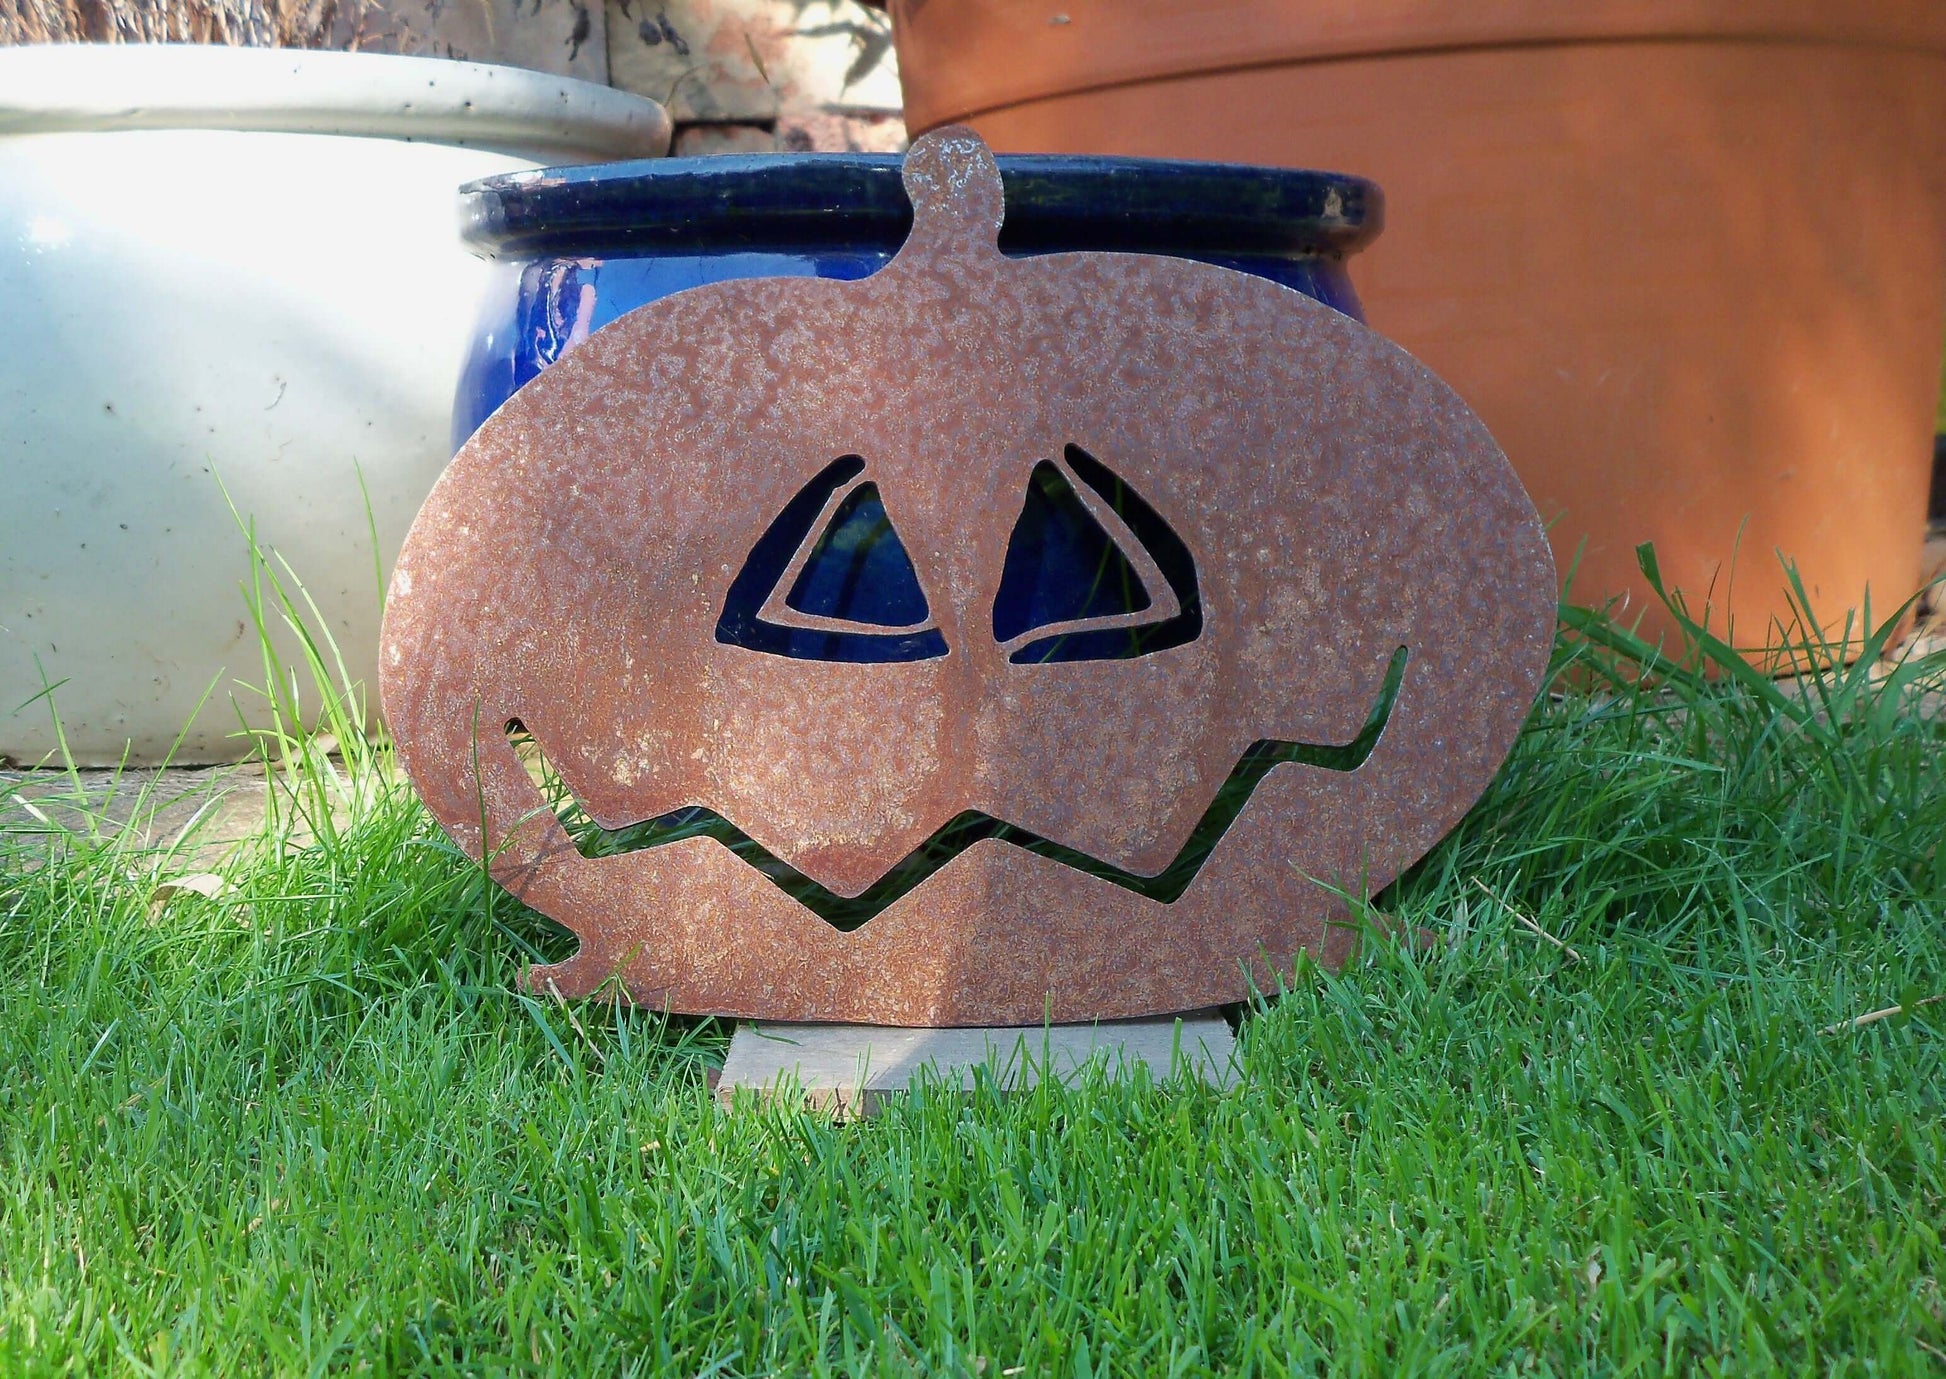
0,45 -> 670,766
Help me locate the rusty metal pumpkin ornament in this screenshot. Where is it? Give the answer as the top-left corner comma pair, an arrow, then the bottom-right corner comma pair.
380,129 -> 1555,1025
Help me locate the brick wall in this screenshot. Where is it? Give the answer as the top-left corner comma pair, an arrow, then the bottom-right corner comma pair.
607,0 -> 904,154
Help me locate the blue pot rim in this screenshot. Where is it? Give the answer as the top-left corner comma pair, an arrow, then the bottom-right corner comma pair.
460,152 -> 1382,262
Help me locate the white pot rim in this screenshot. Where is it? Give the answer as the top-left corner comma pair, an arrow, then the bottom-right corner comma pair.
0,43 -> 670,159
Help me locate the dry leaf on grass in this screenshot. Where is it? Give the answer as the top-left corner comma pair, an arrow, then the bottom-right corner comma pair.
147,872 -> 230,918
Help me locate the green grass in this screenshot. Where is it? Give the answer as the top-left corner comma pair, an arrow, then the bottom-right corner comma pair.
3,561 -> 1944,1375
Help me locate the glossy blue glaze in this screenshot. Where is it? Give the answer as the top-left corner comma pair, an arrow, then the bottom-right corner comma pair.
455,251 -> 890,449
454,152 -> 1382,450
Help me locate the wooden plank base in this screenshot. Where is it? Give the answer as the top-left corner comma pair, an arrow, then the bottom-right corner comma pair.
716,1011 -> 1238,1118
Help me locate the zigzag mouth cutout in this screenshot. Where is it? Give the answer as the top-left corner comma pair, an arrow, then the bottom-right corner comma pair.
509,646 -> 1406,932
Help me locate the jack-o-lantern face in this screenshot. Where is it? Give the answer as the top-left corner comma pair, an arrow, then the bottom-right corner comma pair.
380,129 -> 1555,1025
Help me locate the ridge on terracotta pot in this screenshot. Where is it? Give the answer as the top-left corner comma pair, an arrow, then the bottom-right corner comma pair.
891,0 -> 1946,134
0,46 -> 670,766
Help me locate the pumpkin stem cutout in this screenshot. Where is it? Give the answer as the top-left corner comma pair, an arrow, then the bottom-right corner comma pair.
380,127 -> 1556,1026
895,125 -> 1006,265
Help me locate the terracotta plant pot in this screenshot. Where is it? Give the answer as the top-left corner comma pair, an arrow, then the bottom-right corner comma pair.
890,0 -> 1946,650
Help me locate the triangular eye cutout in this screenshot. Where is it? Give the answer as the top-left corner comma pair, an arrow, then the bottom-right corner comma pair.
716,456 -> 947,663
786,484 -> 932,627
993,445 -> 1202,664
992,463 -> 1151,642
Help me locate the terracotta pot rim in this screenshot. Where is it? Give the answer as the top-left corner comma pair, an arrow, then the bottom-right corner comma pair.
891,0 -> 1946,130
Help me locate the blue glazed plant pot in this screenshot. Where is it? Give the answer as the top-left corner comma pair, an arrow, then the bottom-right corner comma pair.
454,152 -> 1381,450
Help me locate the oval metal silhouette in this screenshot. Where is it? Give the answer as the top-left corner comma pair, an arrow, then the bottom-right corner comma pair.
380,128 -> 1556,1025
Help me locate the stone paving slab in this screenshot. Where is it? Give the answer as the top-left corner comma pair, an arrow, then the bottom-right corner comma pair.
716,1012 -> 1240,1119
1,764 -> 272,868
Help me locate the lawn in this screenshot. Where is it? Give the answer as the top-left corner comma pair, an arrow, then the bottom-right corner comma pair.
2,579 -> 1943,1375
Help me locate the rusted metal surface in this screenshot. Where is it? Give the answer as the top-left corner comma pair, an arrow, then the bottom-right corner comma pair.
380,127 -> 1556,1025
